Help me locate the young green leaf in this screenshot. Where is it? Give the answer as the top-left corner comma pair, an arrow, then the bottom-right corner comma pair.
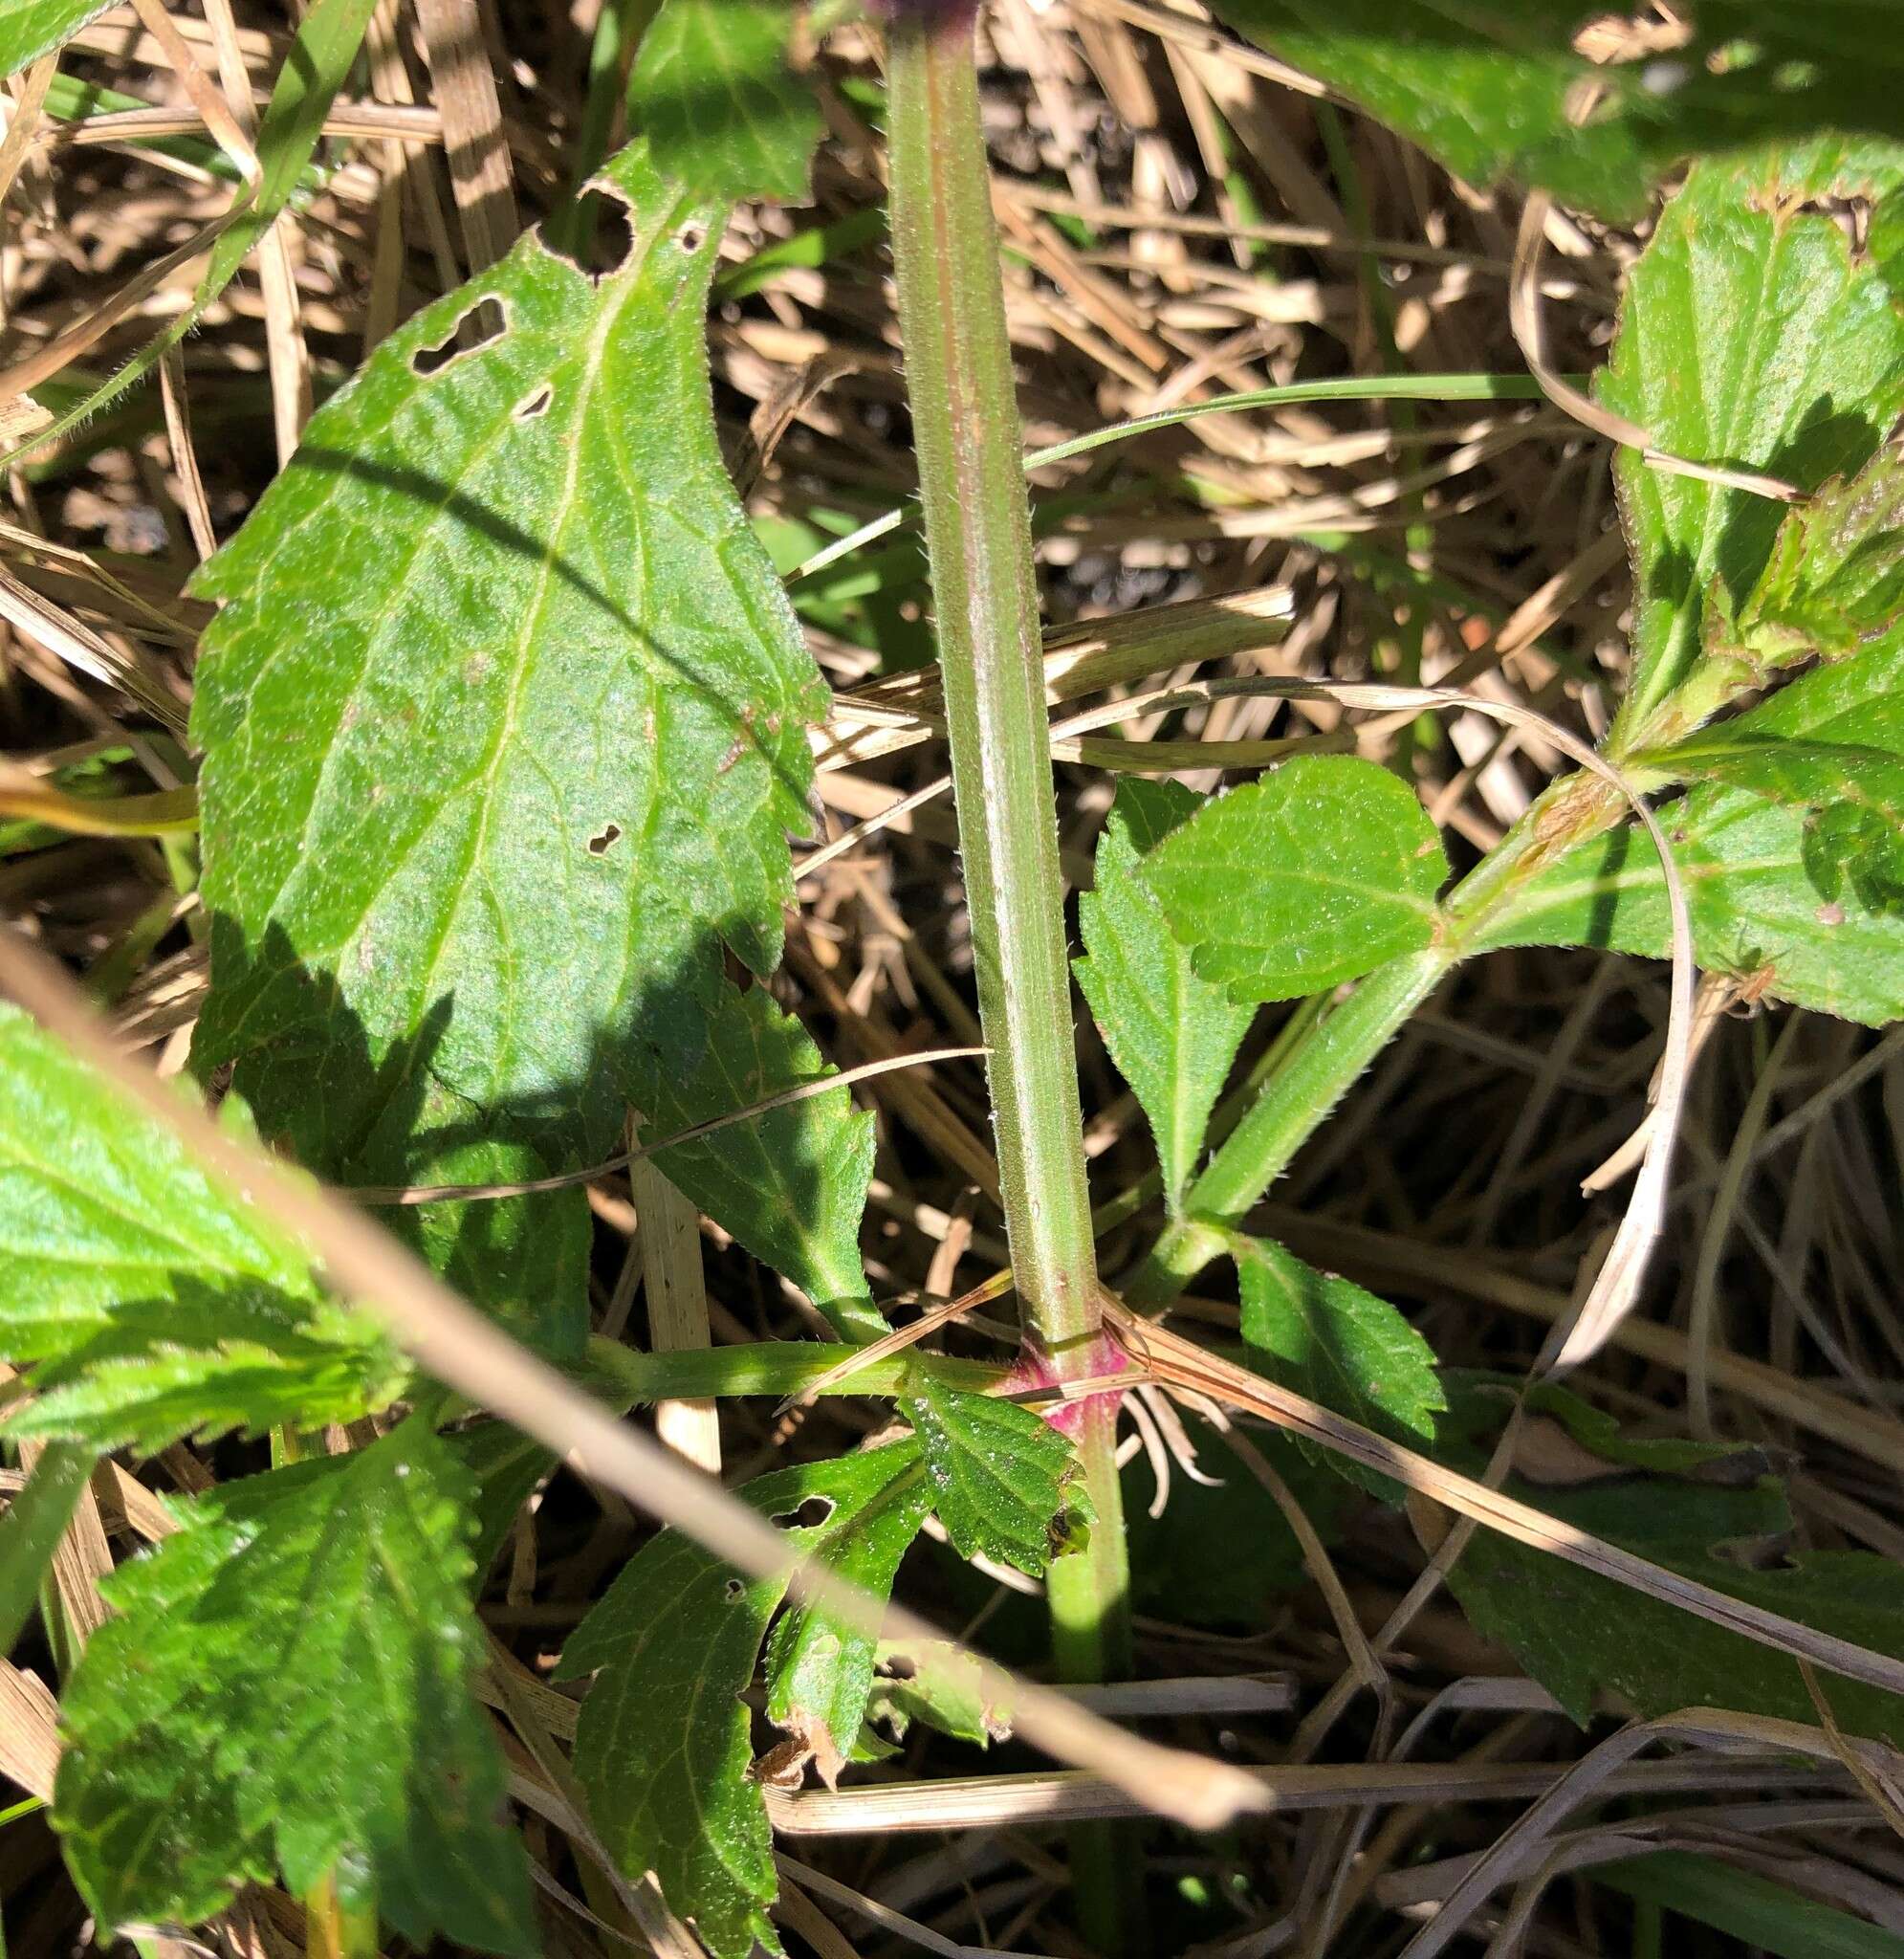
55,1424 -> 534,1955
1436,1377 -> 1904,1747
190,138 -> 882,1345
1725,445 -> 1904,671
1485,647 -> 1904,1024
0,0 -> 116,74
864,1638 -> 1015,1750
630,0 -> 821,202
1205,6 -> 1904,222
561,1445 -> 928,1959
0,1006 -> 404,1452
1232,1234 -> 1443,1497
1603,145 -> 1904,743
765,1461 -> 932,1782
901,1376 -> 1079,1576
1075,779 -> 1256,1208
1143,757 -> 1447,1003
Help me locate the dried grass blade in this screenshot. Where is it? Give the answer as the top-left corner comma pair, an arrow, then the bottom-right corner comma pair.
1395,1709 -> 1893,1959
779,1270 -> 1018,1413
1103,1300 -> 1904,1708
765,1751 -> 1827,1836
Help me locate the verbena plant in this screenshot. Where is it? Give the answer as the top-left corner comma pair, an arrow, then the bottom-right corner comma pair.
5,2 -> 1904,1954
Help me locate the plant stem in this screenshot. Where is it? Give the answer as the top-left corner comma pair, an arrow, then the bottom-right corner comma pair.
886,16 -> 1102,1367
1126,949 -> 1454,1307
886,14 -> 1136,1939
1044,1399 -> 1135,1951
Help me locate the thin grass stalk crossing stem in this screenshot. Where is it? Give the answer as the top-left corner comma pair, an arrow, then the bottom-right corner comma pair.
886,16 -> 1136,1941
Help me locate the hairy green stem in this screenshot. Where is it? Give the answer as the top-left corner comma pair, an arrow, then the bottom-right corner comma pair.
886,20 -> 1102,1363
886,17 -> 1136,1938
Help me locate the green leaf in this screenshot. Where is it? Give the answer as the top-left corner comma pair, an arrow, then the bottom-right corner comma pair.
0,0 -> 114,73
39,73 -> 327,189
1205,5 -> 1904,222
5,0 -> 375,458
1647,733 -> 1904,914
560,1445 -> 927,1959
1075,779 -> 1256,1207
55,1425 -> 534,1955
1436,1377 -> 1904,1746
1494,1375 -> 1769,1481
0,1006 -> 403,1452
447,1419 -> 554,1590
1484,647 -> 1904,1024
190,137 -> 882,1346
199,0 -> 379,297
1122,1433 -> 1342,1630
637,982 -> 878,1335
901,1376 -> 1078,1577
864,1638 -> 1015,1749
1142,757 -> 1447,1003
764,1461 -> 932,1781
1727,446 -> 1904,670
1232,1234 -> 1443,1497
1602,145 -> 1904,741
630,0 -> 821,202
0,1442 -> 95,1654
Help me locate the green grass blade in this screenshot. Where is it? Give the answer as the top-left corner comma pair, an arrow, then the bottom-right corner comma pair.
1596,1850 -> 1904,1959
4,0 -> 377,462
0,1441 -> 94,1654
790,373 -> 1553,582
